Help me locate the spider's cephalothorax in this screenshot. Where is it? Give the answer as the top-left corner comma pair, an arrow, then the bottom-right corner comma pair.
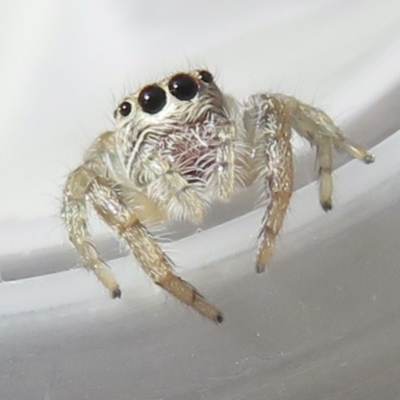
63,68 -> 374,323
113,70 -> 249,223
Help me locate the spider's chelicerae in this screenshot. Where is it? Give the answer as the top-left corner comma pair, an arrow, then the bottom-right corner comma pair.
63,69 -> 374,323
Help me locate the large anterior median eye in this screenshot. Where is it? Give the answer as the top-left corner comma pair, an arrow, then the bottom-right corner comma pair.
138,85 -> 167,114
168,74 -> 198,101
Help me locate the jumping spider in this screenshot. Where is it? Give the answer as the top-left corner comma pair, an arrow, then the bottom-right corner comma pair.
63,69 -> 374,323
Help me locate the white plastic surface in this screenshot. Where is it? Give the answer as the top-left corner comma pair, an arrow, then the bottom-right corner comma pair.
1,2 -> 400,400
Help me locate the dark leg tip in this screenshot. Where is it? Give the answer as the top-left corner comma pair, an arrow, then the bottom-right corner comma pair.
321,201 -> 333,212
111,288 -> 122,299
364,154 -> 375,164
215,314 -> 224,324
256,264 -> 266,274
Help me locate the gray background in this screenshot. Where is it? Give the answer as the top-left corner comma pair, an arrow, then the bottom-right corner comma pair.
1,1 -> 400,399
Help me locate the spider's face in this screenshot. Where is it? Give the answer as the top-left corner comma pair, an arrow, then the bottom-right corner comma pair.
113,70 -> 229,184
114,69 -> 223,124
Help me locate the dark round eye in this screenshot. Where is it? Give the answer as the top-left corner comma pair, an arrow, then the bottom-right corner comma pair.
138,85 -> 167,114
118,101 -> 132,117
168,74 -> 198,101
199,70 -> 213,83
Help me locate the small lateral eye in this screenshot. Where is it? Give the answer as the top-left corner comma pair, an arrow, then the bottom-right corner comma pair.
199,70 -> 213,83
168,74 -> 198,101
118,101 -> 132,117
138,85 -> 167,114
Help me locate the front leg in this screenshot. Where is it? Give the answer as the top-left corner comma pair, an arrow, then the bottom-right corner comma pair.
246,95 -> 294,272
63,166 -> 121,298
87,176 -> 223,323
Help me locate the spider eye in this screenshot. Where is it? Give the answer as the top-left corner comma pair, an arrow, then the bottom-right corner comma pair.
138,85 -> 167,114
118,101 -> 132,117
168,74 -> 198,101
199,70 -> 213,83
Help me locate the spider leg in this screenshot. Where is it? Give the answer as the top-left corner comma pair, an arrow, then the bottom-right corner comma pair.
62,166 -> 121,298
315,136 -> 334,211
287,97 -> 374,210
246,95 -> 294,272
87,175 -> 223,323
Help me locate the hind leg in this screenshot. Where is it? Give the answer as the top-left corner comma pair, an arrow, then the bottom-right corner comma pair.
284,96 -> 374,210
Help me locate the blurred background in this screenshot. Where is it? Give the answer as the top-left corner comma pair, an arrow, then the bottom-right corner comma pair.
1,1 -> 400,399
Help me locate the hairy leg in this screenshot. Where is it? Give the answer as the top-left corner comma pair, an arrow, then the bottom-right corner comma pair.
284,96 -> 374,210
87,175 -> 223,323
62,166 -> 121,298
246,94 -> 294,272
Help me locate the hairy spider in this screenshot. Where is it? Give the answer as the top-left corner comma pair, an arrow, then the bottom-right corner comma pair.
62,69 -> 374,323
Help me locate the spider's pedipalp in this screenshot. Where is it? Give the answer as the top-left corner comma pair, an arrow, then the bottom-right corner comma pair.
147,163 -> 206,223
